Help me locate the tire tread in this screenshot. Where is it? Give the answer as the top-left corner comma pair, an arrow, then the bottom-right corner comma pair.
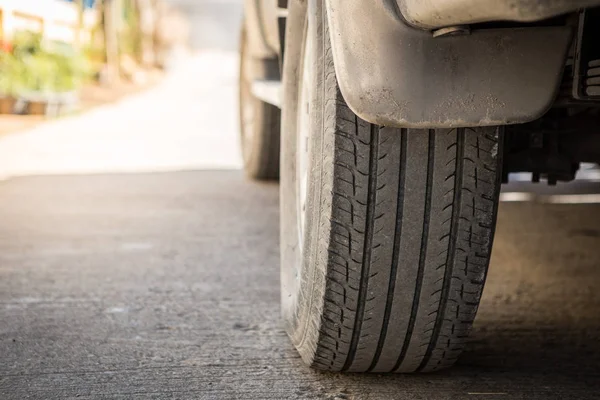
283,0 -> 503,373
312,100 -> 502,372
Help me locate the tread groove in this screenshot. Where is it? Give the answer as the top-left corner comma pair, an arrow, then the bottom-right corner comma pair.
341,122 -> 379,371
417,128 -> 465,372
367,129 -> 407,372
392,129 -> 435,372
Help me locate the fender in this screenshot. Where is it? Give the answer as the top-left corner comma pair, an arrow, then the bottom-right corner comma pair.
323,0 -> 574,128
398,0 -> 600,29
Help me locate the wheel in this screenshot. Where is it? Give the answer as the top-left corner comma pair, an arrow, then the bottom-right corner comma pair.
239,21 -> 281,180
280,0 -> 504,373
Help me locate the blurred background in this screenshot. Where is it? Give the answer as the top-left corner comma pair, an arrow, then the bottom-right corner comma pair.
0,0 -> 244,176
0,0 -> 599,194
0,1 -> 599,399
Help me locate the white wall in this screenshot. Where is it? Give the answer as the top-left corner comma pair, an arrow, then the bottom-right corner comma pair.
0,0 -> 98,43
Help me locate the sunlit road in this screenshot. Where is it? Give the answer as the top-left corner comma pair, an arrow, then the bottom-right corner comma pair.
0,1 -> 599,399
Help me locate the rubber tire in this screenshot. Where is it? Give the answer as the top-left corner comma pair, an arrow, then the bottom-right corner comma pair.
239,22 -> 281,180
280,0 -> 504,373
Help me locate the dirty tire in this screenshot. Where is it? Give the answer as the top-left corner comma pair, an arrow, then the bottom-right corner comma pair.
280,0 -> 504,373
239,22 -> 281,180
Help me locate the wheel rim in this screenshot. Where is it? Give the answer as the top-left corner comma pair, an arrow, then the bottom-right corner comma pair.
296,20 -> 313,252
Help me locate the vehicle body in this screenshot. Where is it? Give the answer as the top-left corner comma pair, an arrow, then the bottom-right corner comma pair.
240,0 -> 600,373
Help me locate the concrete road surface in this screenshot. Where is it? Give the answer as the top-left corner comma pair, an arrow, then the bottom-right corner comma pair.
1,0 -> 600,399
0,172 -> 599,400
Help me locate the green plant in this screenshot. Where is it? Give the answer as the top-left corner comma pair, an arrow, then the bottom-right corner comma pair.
0,52 -> 16,96
46,42 -> 92,92
11,31 -> 43,57
7,32 -> 92,94
21,52 -> 57,92
0,30 -> 92,97
120,0 -> 141,60
0,51 -> 27,97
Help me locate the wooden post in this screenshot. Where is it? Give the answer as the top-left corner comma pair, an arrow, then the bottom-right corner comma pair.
102,0 -> 120,84
136,0 -> 154,68
75,0 -> 84,48
0,8 -> 4,41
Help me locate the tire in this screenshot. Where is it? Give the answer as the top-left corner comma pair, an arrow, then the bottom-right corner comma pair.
280,0 -> 504,373
239,22 -> 281,180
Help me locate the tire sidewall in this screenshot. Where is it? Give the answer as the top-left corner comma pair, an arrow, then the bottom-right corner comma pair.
280,0 -> 329,362
280,1 -> 503,372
